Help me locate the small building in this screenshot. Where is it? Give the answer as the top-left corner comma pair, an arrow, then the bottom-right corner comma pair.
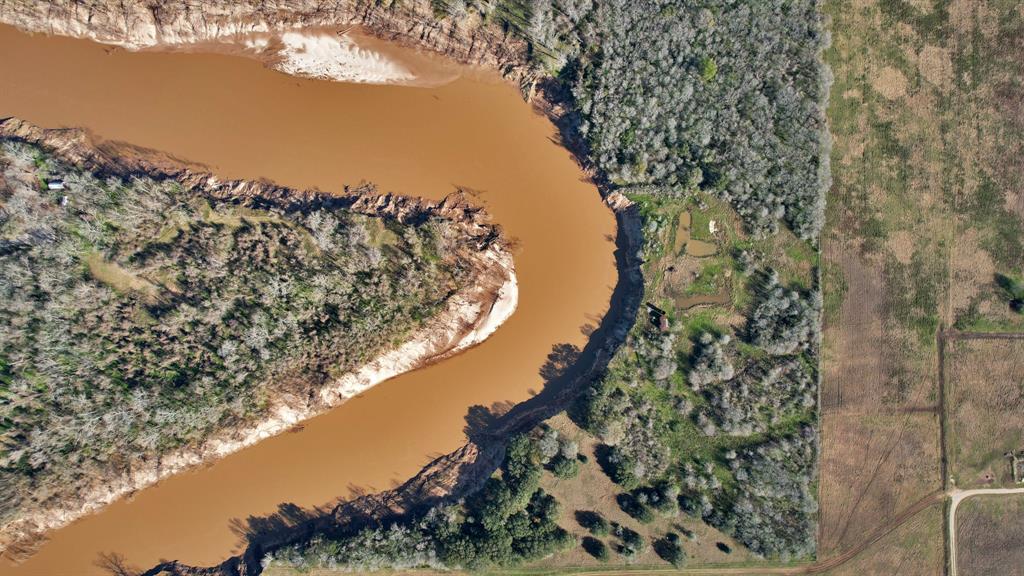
46,178 -> 65,191
658,314 -> 670,332
645,302 -> 670,332
1010,451 -> 1024,484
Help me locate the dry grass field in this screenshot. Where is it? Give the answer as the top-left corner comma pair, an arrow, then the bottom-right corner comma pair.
528,414 -> 756,569
820,0 -> 1024,562
956,494 -> 1024,576
823,503 -> 944,576
820,0 -> 946,555
946,338 -> 1024,488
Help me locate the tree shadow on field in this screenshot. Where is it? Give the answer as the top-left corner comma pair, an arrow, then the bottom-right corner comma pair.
593,443 -> 618,481
653,535 -> 684,566
581,535 -> 607,559
995,272 -> 1024,312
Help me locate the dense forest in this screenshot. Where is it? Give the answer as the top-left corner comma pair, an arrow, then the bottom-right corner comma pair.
0,140 -> 468,525
434,0 -> 830,239
500,0 -> 826,559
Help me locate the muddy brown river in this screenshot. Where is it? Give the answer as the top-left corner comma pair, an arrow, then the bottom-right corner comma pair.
0,24 -> 616,575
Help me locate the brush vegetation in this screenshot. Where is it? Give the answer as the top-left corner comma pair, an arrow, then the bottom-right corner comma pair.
0,140 -> 467,524
264,433 -> 574,571
547,185 -> 820,562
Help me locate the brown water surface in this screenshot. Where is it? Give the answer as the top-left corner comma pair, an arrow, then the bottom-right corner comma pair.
674,211 -> 718,258
0,24 -> 616,576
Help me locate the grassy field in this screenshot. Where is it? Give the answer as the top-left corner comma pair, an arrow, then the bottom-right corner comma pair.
820,0 -> 946,554
527,415 -> 755,570
946,338 -> 1024,487
823,503 -> 945,576
819,0 -> 1024,559
956,494 -> 1024,576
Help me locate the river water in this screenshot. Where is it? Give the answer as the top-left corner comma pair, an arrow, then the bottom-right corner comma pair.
0,24 -> 616,575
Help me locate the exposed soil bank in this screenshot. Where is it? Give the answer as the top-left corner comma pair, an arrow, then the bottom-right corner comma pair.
0,14 -> 617,576
0,117 -> 518,558
0,1 -> 534,87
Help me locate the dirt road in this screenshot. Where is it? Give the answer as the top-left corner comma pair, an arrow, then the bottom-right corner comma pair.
947,487 -> 1024,576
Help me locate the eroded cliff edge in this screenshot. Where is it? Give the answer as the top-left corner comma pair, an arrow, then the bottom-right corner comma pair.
0,117 -> 517,556
0,1 -> 538,88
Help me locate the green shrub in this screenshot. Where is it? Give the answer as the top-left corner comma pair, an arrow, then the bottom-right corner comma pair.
996,272 -> 1024,312
617,493 -> 655,524
655,532 -> 687,567
551,456 -> 580,479
575,510 -> 610,536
